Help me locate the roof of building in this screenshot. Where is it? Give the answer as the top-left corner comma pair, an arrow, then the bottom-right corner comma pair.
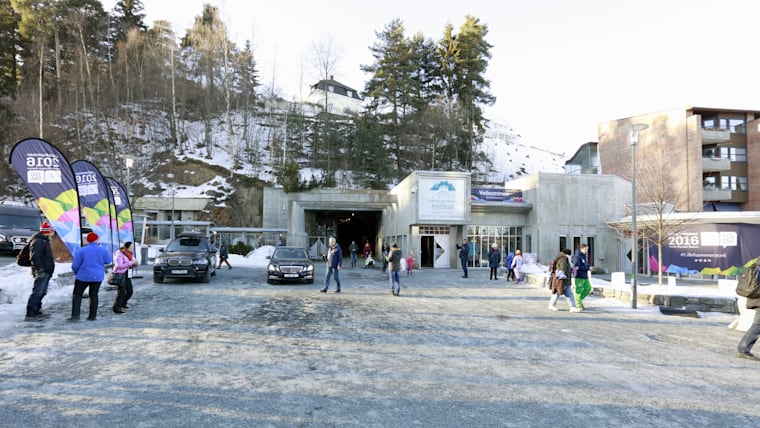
310,77 -> 362,100
133,196 -> 211,211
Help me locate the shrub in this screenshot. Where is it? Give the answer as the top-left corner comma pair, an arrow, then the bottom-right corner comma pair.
229,241 -> 252,256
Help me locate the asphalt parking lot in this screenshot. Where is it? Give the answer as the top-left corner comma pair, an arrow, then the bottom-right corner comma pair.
0,263 -> 757,427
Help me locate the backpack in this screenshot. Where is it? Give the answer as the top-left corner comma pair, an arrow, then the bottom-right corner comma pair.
736,263 -> 760,299
16,243 -> 31,267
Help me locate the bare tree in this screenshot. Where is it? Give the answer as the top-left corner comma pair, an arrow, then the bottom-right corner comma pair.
185,4 -> 231,159
308,34 -> 343,176
609,133 -> 695,286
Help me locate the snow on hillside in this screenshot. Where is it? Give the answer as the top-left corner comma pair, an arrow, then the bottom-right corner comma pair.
475,120 -> 566,183
130,107 -> 567,199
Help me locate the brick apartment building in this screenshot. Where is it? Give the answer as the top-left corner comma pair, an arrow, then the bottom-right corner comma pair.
598,106 -> 760,212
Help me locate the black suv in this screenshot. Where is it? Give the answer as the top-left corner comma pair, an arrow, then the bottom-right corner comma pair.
153,232 -> 217,283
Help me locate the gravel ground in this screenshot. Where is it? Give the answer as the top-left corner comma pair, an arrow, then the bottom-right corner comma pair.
0,263 -> 757,427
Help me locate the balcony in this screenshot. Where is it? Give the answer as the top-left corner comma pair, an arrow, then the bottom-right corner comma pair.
701,128 -> 730,144
702,187 -> 732,201
702,157 -> 731,172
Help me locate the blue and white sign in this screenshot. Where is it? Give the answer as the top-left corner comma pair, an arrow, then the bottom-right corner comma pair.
418,177 -> 467,221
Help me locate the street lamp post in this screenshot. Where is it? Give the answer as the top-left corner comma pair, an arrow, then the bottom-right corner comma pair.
121,155 -> 136,203
630,123 -> 649,309
170,186 -> 176,241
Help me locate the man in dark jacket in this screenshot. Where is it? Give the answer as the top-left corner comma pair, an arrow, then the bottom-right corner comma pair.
737,288 -> 760,361
348,240 -> 359,268
458,239 -> 470,278
321,237 -> 342,293
572,244 -> 592,310
487,243 -> 501,280
26,221 -> 56,319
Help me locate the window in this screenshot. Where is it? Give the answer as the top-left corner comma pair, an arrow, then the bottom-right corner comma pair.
327,85 -> 335,93
466,225 -> 522,268
720,146 -> 746,162
346,90 -> 353,98
720,117 -> 745,133
419,226 -> 449,234
702,117 -> 716,128
721,176 -> 748,191
703,146 -> 719,158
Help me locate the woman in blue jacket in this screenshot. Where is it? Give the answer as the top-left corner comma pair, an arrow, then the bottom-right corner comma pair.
70,233 -> 112,321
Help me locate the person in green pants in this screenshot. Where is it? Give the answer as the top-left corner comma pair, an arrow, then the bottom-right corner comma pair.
572,243 -> 592,311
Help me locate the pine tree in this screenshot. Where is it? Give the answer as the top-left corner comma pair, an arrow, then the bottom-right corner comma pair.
0,0 -> 20,99
450,16 -> 495,170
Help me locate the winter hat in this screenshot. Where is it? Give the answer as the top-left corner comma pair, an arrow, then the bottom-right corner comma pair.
40,221 -> 54,233
86,232 -> 99,243
491,243 -> 498,249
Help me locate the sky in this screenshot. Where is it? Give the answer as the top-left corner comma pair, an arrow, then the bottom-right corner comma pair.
101,0 -> 760,155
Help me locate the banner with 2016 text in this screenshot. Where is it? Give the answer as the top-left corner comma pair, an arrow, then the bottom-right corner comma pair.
72,160 -> 116,254
105,176 -> 135,249
8,138 -> 82,256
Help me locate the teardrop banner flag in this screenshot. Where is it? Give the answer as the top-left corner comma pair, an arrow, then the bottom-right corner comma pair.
8,137 -> 82,256
105,176 -> 135,250
72,160 -> 115,252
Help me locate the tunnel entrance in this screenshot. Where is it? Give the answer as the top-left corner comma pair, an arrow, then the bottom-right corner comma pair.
304,210 -> 381,258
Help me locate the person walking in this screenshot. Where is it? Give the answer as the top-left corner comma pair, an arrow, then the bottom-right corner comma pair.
458,239 -> 470,278
70,233 -> 112,321
349,240 -> 359,268
381,242 -> 390,273
112,241 -> 138,313
511,250 -> 523,284
572,243 -> 592,309
321,237 -> 342,293
217,242 -> 232,269
505,251 -> 515,281
549,249 -> 582,312
25,221 -> 56,320
737,279 -> 760,360
406,251 -> 415,277
386,242 -> 402,296
488,243 -> 501,280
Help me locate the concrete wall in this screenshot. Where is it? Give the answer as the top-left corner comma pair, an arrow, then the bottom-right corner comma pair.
508,172 -> 631,272
263,171 -> 630,272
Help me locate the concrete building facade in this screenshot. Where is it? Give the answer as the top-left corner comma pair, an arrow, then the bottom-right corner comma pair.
263,171 -> 632,274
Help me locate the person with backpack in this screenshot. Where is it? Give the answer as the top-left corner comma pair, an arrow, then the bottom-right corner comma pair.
386,242 -> 402,296
548,249 -> 582,312
505,251 -> 515,281
25,221 -> 56,320
737,263 -> 760,361
70,233 -> 112,321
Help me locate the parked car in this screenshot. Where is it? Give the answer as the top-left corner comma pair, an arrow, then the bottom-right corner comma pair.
0,203 -> 43,253
267,246 -> 314,284
153,232 -> 216,283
